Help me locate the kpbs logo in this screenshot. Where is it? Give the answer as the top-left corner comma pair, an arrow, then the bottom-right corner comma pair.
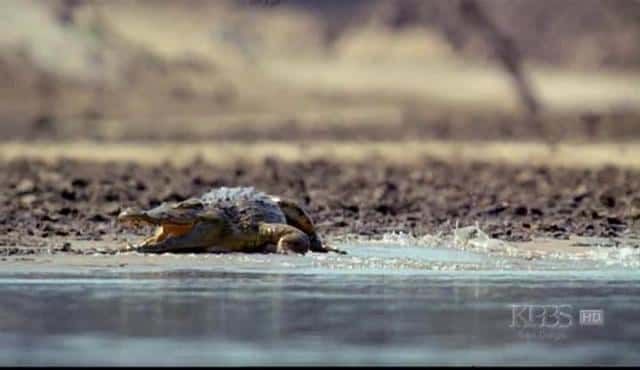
510,304 -> 574,329
510,304 -> 604,341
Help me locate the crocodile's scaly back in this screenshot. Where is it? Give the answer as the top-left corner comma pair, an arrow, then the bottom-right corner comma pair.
199,187 -> 272,207
199,187 -> 286,231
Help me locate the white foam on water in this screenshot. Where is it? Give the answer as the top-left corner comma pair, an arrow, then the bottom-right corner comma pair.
330,223 -> 514,257
328,221 -> 640,271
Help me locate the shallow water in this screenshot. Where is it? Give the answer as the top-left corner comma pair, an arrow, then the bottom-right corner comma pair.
1,243 -> 639,365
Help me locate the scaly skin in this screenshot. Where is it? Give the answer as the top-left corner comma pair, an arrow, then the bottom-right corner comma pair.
117,187 -> 346,255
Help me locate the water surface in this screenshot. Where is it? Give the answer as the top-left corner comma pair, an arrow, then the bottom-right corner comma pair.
1,243 -> 638,366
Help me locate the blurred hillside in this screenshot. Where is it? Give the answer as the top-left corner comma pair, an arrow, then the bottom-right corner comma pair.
0,0 -> 639,141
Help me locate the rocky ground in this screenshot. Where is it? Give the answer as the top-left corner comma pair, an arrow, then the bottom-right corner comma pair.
2,157 -> 639,255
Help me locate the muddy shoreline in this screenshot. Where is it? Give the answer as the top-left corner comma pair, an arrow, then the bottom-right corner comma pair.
2,157 -> 639,254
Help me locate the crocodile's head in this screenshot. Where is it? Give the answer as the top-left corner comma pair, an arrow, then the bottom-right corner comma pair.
117,198 -> 226,250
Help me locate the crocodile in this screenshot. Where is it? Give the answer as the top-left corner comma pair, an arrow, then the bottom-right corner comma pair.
117,187 -> 345,255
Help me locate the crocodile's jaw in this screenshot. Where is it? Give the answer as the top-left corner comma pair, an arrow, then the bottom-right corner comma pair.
138,223 -> 196,248
121,221 -> 198,249
117,208 -> 197,248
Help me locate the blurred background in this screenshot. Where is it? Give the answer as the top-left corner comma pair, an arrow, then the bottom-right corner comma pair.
0,0 -> 639,144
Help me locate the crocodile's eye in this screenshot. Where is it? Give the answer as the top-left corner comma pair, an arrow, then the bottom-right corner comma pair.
172,199 -> 203,209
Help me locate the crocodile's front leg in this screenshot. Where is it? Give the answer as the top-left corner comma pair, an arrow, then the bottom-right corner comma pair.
272,197 -> 345,254
258,223 -> 310,255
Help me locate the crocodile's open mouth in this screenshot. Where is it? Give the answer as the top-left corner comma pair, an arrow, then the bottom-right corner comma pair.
117,210 -> 196,247
130,220 -> 196,247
